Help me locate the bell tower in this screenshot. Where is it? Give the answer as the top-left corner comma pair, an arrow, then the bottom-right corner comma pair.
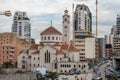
62,9 -> 70,44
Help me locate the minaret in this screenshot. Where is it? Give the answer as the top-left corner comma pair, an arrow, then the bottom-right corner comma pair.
62,9 -> 70,44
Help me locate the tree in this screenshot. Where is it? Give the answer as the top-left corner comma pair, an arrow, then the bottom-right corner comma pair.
106,74 -> 118,80
45,72 -> 58,80
2,62 -> 14,68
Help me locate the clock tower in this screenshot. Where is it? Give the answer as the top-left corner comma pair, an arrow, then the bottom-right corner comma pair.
62,9 -> 70,44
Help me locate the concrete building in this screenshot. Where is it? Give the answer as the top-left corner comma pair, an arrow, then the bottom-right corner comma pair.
0,32 -> 23,66
98,38 -> 105,58
62,9 -> 70,44
12,11 -> 31,41
73,4 -> 94,61
73,4 -> 92,32
105,44 -> 112,59
111,15 -> 120,52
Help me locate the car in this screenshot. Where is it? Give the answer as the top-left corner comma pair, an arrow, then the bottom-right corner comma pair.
74,71 -> 81,75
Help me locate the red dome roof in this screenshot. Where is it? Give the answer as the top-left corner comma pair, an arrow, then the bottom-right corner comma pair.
40,26 -> 62,35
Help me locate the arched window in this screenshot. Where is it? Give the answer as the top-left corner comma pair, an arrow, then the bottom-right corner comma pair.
54,63 -> 57,69
45,50 -> 50,63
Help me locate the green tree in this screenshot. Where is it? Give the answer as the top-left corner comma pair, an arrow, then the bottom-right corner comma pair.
106,74 -> 118,80
45,72 -> 58,80
2,62 -> 14,68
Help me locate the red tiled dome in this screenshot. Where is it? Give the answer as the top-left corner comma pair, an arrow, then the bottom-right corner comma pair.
40,26 -> 62,35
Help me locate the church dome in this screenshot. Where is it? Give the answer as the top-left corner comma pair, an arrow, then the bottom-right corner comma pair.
40,26 -> 62,44
40,26 -> 62,35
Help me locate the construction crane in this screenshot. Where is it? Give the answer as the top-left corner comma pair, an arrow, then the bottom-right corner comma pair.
96,0 -> 98,38
0,10 -> 11,17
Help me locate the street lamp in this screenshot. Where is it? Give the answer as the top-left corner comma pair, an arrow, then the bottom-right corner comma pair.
0,10 -> 11,17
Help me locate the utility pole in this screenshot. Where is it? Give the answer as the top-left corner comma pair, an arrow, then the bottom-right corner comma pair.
96,0 -> 98,38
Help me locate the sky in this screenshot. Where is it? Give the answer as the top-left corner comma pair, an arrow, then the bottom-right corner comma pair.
0,0 -> 120,43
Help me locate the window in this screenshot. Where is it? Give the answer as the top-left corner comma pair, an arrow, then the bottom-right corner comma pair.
44,36 -> 46,40
34,57 -> 35,60
64,18 -> 67,21
56,37 -> 58,40
64,26 -> 67,29
45,50 -> 50,63
38,64 -> 39,67
65,34 -> 67,37
38,57 -> 39,60
48,36 -> 50,40
52,37 -> 54,40
74,65 -> 76,68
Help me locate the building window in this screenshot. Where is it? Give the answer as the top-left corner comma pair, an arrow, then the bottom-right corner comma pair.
34,57 -> 35,60
74,65 -> 76,68
38,64 -> 39,67
38,57 -> 39,60
45,50 -> 50,63
52,37 -> 54,40
44,36 -> 46,40
48,36 -> 50,40
65,34 -> 67,37
56,37 -> 58,40
34,64 -> 35,67
64,26 -> 67,29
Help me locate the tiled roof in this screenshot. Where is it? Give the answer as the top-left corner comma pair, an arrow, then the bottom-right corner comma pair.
61,44 -> 69,50
40,26 -> 62,35
68,44 -> 79,51
31,50 -> 39,54
53,42 -> 61,46
29,44 -> 39,49
56,50 -> 64,55
39,42 -> 44,46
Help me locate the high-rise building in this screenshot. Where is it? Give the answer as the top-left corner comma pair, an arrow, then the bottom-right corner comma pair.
111,15 -> 120,52
73,4 -> 92,32
73,4 -> 93,61
62,9 -> 70,44
12,11 -> 31,41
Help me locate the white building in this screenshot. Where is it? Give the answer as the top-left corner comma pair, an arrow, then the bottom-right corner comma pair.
12,11 -> 31,41
18,25 -> 88,73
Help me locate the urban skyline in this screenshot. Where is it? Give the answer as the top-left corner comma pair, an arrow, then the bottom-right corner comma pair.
0,0 -> 120,43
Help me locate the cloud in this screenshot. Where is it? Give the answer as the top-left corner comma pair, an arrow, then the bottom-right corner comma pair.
0,0 -> 119,43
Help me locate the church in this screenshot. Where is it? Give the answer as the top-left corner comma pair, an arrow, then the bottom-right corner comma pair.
17,10 -> 88,73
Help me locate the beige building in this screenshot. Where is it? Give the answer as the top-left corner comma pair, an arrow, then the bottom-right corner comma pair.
73,30 -> 93,61
0,32 -> 27,66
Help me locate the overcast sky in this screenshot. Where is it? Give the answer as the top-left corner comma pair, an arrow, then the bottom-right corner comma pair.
0,0 -> 120,43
